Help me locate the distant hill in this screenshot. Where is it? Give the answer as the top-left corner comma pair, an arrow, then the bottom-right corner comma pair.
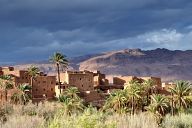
79,48 -> 192,82
10,48 -> 192,82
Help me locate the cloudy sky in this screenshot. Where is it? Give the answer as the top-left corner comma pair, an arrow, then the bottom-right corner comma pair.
0,0 -> 192,63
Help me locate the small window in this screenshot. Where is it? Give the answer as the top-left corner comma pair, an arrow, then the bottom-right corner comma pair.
51,88 -> 53,91
36,89 -> 38,91
82,84 -> 83,87
51,81 -> 53,84
43,88 -> 46,91
80,78 -> 81,80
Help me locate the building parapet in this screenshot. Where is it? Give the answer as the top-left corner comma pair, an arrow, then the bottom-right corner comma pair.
113,75 -> 162,88
65,70 -> 93,74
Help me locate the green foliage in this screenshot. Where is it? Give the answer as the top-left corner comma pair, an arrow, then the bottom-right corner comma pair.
0,75 -> 14,90
49,52 -> 69,68
27,65 -> 40,77
148,94 -> 169,115
126,80 -> 144,115
126,80 -> 143,99
18,84 -> 32,92
143,79 -> 155,91
104,79 -> 159,115
10,84 -> 32,105
143,79 -> 156,105
0,75 -> 12,81
103,89 -> 129,114
1,102 -> 192,128
0,79 -> 192,127
185,107 -> 192,114
59,87 -> 84,115
47,106 -> 116,128
169,80 -> 192,110
162,114 -> 192,128
49,52 -> 69,94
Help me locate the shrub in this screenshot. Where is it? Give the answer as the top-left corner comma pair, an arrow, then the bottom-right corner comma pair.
0,104 -> 13,123
2,101 -> 192,128
162,114 -> 192,128
2,115 -> 44,128
36,101 -> 62,121
47,106 -> 116,128
21,103 -> 37,116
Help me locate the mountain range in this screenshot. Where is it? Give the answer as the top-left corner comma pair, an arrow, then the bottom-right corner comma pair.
10,48 -> 192,82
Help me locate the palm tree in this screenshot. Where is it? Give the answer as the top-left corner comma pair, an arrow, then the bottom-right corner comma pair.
27,66 -> 40,99
104,90 -> 128,114
0,75 -> 12,80
59,87 -> 84,114
49,52 -> 69,94
125,80 -> 142,115
64,87 -> 80,99
147,94 -> 169,126
0,75 -> 13,101
18,83 -> 32,104
169,80 -> 192,110
143,79 -> 155,105
148,94 -> 169,116
11,83 -> 32,105
170,92 -> 174,116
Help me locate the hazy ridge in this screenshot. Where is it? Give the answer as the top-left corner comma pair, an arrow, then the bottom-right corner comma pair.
10,48 -> 192,82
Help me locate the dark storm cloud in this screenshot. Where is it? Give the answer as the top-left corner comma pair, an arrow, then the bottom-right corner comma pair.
0,0 -> 192,63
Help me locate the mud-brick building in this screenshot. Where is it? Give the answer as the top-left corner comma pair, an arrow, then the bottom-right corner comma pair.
32,76 -> 56,102
59,70 -> 104,103
159,82 -> 176,95
0,89 -> 19,104
93,71 -> 109,87
1,67 -> 31,87
113,76 -> 162,88
162,82 -> 175,90
55,83 -> 68,97
0,67 -> 57,102
60,70 -> 94,92
113,76 -> 139,85
140,77 -> 162,87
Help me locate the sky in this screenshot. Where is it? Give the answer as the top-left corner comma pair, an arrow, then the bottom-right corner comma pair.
0,0 -> 192,63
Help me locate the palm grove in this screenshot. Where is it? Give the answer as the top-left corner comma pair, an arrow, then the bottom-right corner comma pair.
0,52 -> 192,126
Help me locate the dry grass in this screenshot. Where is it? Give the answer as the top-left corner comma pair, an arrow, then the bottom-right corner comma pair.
2,115 -> 44,128
1,102 -> 192,128
111,113 -> 158,128
45,107 -> 158,128
162,113 -> 192,128
0,101 -> 62,128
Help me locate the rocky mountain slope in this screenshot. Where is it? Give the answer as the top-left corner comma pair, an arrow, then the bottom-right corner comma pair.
79,48 -> 192,82
10,48 -> 192,82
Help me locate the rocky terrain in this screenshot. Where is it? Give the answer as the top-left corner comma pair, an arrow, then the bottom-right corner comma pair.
78,48 -> 192,82
11,48 -> 192,82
